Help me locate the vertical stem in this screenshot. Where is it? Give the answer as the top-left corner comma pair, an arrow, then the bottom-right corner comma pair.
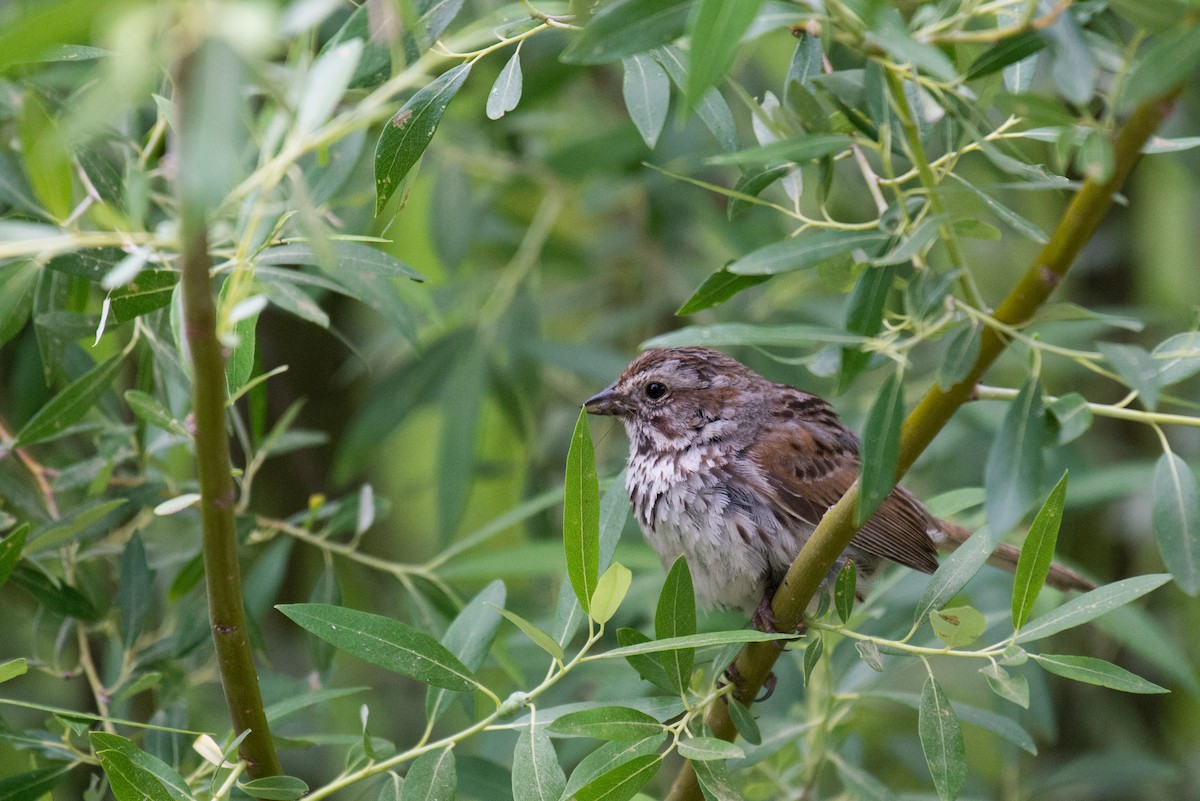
176,46 -> 282,779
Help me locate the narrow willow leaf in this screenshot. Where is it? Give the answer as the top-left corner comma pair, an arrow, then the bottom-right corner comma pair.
949,174 -> 1047,243
26,498 -> 128,553
90,731 -> 192,801
0,259 -> 39,345
0,523 -> 29,590
561,0 -> 689,64
677,268 -> 770,315
653,44 -> 737,152
726,165 -> 790,220
598,472 -> 630,574
296,39 -> 362,137
549,706 -> 665,741
980,663 -> 1030,708
0,767 -> 70,801
1015,574 -> 1172,643
0,657 -> 28,684
564,408 -> 601,613
400,748 -> 456,801
512,728 -> 565,801
276,603 -> 478,691
616,628 -> 675,691
966,30 -> 1047,79
491,604 -> 564,661
256,241 -> 425,281
239,775 -> 309,801
109,270 -> 177,323
834,561 -> 856,623
486,50 -> 522,120
437,344 -> 485,541
1151,453 -> 1200,595
918,677 -> 966,801
656,555 -> 696,693
118,533 -> 152,649
691,757 -> 741,800
18,92 -> 73,220
15,354 -> 124,445
598,630 -> 793,658
803,634 -> 823,685
914,525 -> 1005,625
642,323 -> 864,350
374,63 -> 472,214
684,0 -> 764,108
427,580 -> 505,720
707,133 -> 851,167
1033,654 -> 1169,694
590,562 -> 632,625
1012,471 -> 1069,629
930,605 -> 986,648
622,53 -> 669,149
983,377 -> 1045,535
834,759 -> 897,801
1152,330 -> 1200,385
573,753 -> 662,801
1099,342 -> 1163,410
869,11 -> 955,80
726,697 -> 760,745
562,735 -> 665,801
1047,393 -> 1093,445
729,229 -> 889,275
676,737 -> 743,761
937,323 -> 981,390
857,372 -> 903,524
1120,25 -> 1200,110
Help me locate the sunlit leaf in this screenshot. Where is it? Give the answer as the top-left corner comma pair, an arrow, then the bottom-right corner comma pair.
729,229 -> 889,275
930,605 -> 986,648
561,0 -> 689,64
548,706 -> 665,741
684,0 -> 763,108
573,753 -> 662,801
564,408 -> 601,614
1015,574 -> 1173,643
1012,472 -> 1069,629
655,555 -> 696,693
90,732 -> 192,801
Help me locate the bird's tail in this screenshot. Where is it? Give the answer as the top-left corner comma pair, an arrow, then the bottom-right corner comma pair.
933,519 -> 1095,593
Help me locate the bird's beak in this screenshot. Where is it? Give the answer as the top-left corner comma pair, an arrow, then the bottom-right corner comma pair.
584,384 -> 629,417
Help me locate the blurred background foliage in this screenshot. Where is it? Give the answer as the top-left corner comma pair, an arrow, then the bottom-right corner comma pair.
0,0 -> 1199,799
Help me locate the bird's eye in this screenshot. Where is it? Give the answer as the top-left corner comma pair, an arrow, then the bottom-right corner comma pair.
645,381 -> 667,400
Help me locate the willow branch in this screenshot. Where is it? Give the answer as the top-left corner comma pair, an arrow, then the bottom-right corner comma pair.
666,87 -> 1182,801
176,45 -> 281,779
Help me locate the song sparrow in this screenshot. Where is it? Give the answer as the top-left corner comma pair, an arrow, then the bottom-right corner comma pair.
585,347 -> 1092,622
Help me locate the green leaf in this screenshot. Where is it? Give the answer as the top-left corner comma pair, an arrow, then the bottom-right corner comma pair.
834,561 -> 856,623
109,270 -> 178,323
0,767 -> 70,801
857,372 -> 904,524
548,706 -> 665,741
966,30 -> 1047,80
239,776 -> 309,801
615,628 -> 675,690
118,533 -> 152,649
914,524 -> 1005,627
26,498 -> 128,553
0,523 -> 28,590
937,322 -> 981,390
1152,330 -> 1200,385
726,165 -> 790,220
573,753 -> 662,801
983,376 -> 1045,535
1099,342 -> 1163,410
653,45 -> 738,152
598,472 -> 630,574
1012,471 -> 1069,629
856,640 -> 884,672
18,92 -> 73,220
491,604 -> 564,661
223,291 -> 258,396
90,731 -> 192,801
260,278 -> 328,328
400,748 -> 456,801
0,259 -> 39,345
1152,453 -> 1200,595
691,757 -> 742,801
642,323 -> 865,350
257,241 -> 425,281
707,133 -> 852,167
918,676 -> 966,801
512,728 -> 565,801
1121,26 -> 1200,110
676,737 -> 743,762
930,605 -> 986,648
427,580 -> 505,720
125,390 -> 187,435
276,603 -> 478,692
948,174 -> 1048,243
622,53 -> 669,149
1047,392 -> 1093,445
561,0 -> 689,64
677,268 -> 771,315
1075,128 -> 1114,183
656,555 -> 696,693
598,629 -> 794,659
15,353 -> 124,445
729,229 -> 890,275
10,564 -> 99,620
561,735 -> 665,801
296,39 -> 362,137
564,408 -> 601,614
726,697 -> 760,745
980,662 -> 1029,708
1033,653 -> 1169,694
684,0 -> 764,109
437,344 -> 485,541
833,759 -> 896,801
590,562 -> 633,625
0,657 -> 28,685
1015,574 -> 1172,644
802,633 -> 823,685
486,50 -> 523,120
374,63 -> 472,214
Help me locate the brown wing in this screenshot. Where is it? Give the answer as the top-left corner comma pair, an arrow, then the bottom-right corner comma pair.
748,387 -> 940,574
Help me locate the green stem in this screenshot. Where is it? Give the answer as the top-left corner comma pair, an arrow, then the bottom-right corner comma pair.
664,87 -> 1182,801
176,46 -> 281,780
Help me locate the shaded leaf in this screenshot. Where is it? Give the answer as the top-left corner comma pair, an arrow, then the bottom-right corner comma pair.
1047,393 -> 1093,445
653,45 -> 738,152
981,663 -> 1029,708
548,706 -> 664,741
0,524 -> 29,590
109,270 -> 177,323
708,134 -> 851,167
239,776 -> 309,801
616,628 -> 675,690
983,377 -> 1045,535
692,757 -> 742,801
918,677 -> 965,801
1099,342 -> 1163,410
676,737 -> 743,762
400,748 -> 456,801
966,31 -> 1047,80
573,754 -> 662,801
834,560 -> 856,623
656,555 -> 696,693
677,268 -> 771,315
427,580 -> 505,720
492,604 -> 564,662
562,0 -> 689,64
598,630 -> 793,658
512,728 -> 564,801
938,323 -> 981,390
1033,654 -> 1169,694
1015,574 -> 1172,643
803,634 -> 823,685
90,732 -> 191,801
914,524 -> 1004,626
561,735 -> 666,801
726,697 -> 760,745
487,50 -> 523,120
15,354 -> 124,445
857,372 -> 903,524
118,533 -> 152,649
1152,453 -> 1200,595
564,408 -> 601,613
684,0 -> 764,108
622,53 -> 669,148
729,229 -> 889,275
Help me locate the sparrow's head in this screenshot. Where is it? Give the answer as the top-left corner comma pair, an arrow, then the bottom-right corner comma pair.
584,347 -> 763,451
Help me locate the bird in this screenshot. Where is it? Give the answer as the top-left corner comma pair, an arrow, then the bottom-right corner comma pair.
584,346 -> 1092,627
